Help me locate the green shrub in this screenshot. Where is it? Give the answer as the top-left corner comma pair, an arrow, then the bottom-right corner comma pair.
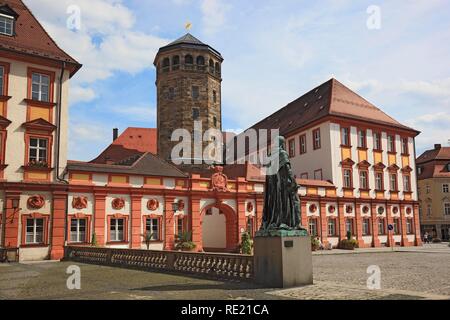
175,231 -> 197,251
311,236 -> 320,251
339,238 -> 359,250
91,232 -> 98,247
240,232 -> 253,255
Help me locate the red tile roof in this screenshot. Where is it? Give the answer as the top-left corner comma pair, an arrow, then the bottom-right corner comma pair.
0,0 -> 81,76
417,146 -> 450,179
247,78 -> 418,136
90,128 -> 157,165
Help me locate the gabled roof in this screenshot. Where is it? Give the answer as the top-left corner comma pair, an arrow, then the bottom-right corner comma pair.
417,146 -> 450,164
0,0 -> 81,77
68,153 -> 187,178
417,146 -> 450,179
246,78 -> 418,137
90,128 -> 157,164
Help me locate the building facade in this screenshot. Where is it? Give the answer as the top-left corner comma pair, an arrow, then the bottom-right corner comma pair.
416,144 -> 450,240
1,0 -> 422,262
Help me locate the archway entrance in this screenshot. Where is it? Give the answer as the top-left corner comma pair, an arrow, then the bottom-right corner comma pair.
200,204 -> 238,252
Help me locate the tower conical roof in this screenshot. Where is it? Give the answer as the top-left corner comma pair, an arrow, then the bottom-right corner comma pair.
154,33 -> 223,64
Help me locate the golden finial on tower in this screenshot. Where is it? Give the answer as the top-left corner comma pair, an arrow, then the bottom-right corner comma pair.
185,21 -> 192,31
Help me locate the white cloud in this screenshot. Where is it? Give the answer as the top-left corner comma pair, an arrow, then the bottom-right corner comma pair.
405,112 -> 450,152
201,0 -> 231,35
70,86 -> 97,105
111,105 -> 156,121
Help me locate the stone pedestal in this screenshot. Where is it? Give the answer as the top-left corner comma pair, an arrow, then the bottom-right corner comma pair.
254,234 -> 313,288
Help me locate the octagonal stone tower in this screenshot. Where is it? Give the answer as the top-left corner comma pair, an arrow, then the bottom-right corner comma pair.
154,33 -> 223,162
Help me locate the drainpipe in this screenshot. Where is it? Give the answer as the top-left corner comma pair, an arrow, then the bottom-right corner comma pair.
49,62 -> 69,258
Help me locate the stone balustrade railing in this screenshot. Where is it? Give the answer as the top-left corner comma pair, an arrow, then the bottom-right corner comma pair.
64,246 -> 253,281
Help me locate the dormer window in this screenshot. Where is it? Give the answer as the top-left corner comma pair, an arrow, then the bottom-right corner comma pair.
0,14 -> 14,36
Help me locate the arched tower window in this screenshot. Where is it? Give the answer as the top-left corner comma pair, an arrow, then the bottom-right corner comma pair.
172,55 -> 180,70
197,56 -> 205,65
209,59 -> 214,73
215,62 -> 221,76
185,54 -> 193,65
162,57 -> 170,72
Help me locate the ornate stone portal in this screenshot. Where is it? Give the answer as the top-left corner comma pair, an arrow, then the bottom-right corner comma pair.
254,136 -> 313,288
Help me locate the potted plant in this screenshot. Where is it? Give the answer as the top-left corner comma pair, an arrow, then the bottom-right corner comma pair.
338,232 -> 359,250
175,231 -> 197,251
91,232 -> 98,247
240,232 -> 253,255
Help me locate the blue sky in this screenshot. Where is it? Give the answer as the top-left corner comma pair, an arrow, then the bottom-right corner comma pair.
24,0 -> 450,161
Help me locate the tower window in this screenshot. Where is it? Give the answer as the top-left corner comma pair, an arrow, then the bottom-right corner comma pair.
0,15 -> 14,36
213,90 -> 217,103
215,62 -> 221,75
209,59 -> 214,73
185,55 -> 193,65
213,116 -> 217,127
162,58 -> 170,72
192,86 -> 199,99
196,56 -> 205,65
172,55 -> 180,70
192,108 -> 200,120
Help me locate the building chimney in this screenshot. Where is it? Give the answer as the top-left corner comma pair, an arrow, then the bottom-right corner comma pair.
113,128 -> 119,141
435,144 -> 442,150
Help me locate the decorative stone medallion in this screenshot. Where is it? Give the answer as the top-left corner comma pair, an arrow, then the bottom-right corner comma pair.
246,202 -> 254,213
112,198 -> 125,210
147,199 -> 159,211
309,204 -> 317,213
72,196 -> 88,210
211,166 -> 229,192
362,205 -> 370,214
27,195 -> 45,209
328,205 -> 336,214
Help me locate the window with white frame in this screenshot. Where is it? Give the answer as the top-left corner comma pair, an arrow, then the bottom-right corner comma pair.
373,132 -> 381,150
341,127 -> 350,146
309,218 -> 318,236
359,171 -> 368,189
403,175 -> 411,192
362,218 -> 370,236
378,219 -> 386,235
0,15 -> 14,36
0,65 -> 4,94
299,134 -> 307,154
177,217 -> 184,238
110,218 -> 124,242
26,218 -> 44,244
387,135 -> 395,152
327,219 -> 336,236
390,173 -> 397,191
357,129 -> 366,148
29,138 -> 48,164
443,184 -> 449,193
31,73 -> 50,102
401,137 -> 409,154
445,203 -> 450,216
70,218 -> 86,243
288,139 -> 295,157
406,219 -> 413,234
393,218 -> 400,234
313,129 -> 321,150
345,219 -> 353,235
426,184 -> 430,194
427,204 -> 432,217
343,169 -> 352,188
146,218 -> 159,240
375,172 -> 383,190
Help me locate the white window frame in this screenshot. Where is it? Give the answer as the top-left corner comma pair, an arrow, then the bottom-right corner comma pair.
390,173 -> 397,191
70,218 -> 87,243
288,139 -> 295,157
341,127 -> 349,146
313,129 -> 321,150
300,135 -> 306,154
426,204 -> 432,217
444,203 -> 450,216
378,219 -> 386,235
373,132 -> 381,150
387,135 -> 395,152
26,218 -> 44,244
443,184 -> 449,193
406,219 -> 413,234
29,137 -> 48,163
309,219 -> 318,236
146,218 -> 160,241
327,219 -> 336,236
403,175 -> 411,192
0,14 -> 14,36
31,72 -> 50,102
343,169 -> 352,188
110,218 -> 124,242
375,172 -> 383,190
362,218 -> 370,236
357,129 -> 365,148
359,171 -> 368,189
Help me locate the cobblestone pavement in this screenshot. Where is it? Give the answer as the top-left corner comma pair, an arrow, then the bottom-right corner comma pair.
1,250 -> 449,300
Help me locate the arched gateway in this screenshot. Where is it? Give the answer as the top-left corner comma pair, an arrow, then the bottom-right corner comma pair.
200,203 -> 238,252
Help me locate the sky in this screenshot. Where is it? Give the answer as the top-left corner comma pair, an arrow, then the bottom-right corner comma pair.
23,0 -> 450,161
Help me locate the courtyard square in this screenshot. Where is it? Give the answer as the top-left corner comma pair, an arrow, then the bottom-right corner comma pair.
1,245 -> 449,300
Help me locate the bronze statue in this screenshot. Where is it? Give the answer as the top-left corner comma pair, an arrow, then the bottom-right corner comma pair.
257,136 -> 306,235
